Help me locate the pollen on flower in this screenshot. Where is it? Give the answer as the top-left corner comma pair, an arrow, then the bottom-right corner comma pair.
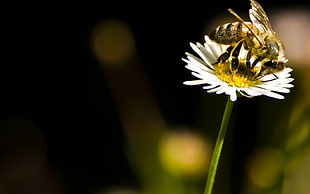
214,62 -> 260,88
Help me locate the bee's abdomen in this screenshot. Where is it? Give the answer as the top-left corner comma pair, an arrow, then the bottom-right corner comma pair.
210,22 -> 252,45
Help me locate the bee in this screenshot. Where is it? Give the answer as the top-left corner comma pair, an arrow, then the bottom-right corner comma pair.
210,0 -> 287,76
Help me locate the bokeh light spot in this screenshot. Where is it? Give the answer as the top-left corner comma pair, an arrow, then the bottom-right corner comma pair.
90,18 -> 135,67
247,147 -> 285,188
159,128 -> 212,177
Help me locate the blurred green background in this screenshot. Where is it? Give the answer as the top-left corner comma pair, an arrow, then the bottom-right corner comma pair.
1,0 -> 309,194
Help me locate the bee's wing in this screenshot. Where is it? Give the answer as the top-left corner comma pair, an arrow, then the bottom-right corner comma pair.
249,0 -> 273,33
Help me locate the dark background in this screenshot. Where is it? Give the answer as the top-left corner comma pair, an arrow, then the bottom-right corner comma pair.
1,0 -> 309,194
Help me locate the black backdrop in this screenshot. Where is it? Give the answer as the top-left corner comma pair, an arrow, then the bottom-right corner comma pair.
1,0 -> 309,194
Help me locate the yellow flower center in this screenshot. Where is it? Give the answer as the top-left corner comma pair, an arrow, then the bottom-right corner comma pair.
214,62 -> 260,88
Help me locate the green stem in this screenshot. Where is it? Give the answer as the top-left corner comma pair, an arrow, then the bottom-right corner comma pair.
204,97 -> 234,194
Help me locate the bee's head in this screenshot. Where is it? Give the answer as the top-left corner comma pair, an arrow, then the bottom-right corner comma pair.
263,60 -> 284,69
259,59 -> 286,76
260,53 -> 287,73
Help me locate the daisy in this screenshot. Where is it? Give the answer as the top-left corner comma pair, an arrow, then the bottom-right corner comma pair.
183,35 -> 294,101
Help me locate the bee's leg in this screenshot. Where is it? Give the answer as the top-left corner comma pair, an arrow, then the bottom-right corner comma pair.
217,46 -> 233,63
251,56 -> 265,77
246,50 -> 252,69
272,73 -> 278,79
230,40 -> 244,71
258,73 -> 278,81
231,56 -> 239,71
239,90 -> 254,98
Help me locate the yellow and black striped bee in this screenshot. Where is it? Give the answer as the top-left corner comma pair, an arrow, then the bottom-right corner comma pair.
210,0 -> 287,76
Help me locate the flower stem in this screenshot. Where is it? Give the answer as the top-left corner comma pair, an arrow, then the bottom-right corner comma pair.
204,97 -> 234,194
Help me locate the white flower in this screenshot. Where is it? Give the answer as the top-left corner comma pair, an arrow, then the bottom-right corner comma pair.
183,35 -> 294,101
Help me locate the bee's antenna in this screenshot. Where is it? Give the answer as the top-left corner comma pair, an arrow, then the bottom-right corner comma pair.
227,8 -> 264,47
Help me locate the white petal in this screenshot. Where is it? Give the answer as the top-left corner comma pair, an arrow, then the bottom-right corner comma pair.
264,91 -> 285,99
190,42 -> 217,67
259,74 -> 277,81
260,77 -> 294,86
241,88 -> 262,97
184,58 -> 214,73
183,80 -> 207,85
278,83 -> 294,88
203,84 -> 219,89
197,43 -> 218,65
207,85 -> 226,93
280,67 -> 293,74
256,84 -> 291,93
185,52 -> 212,71
204,35 -> 229,58
190,72 -> 215,80
227,87 -> 237,101
248,86 -> 269,94
229,91 -> 237,101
